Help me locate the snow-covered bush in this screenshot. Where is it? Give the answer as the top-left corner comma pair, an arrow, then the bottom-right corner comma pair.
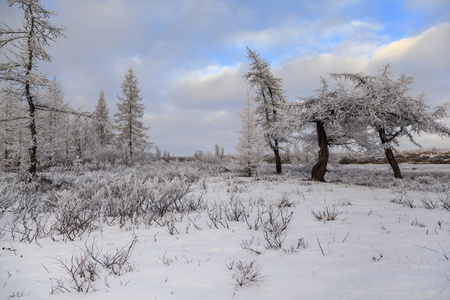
51,190 -> 100,241
99,173 -> 191,226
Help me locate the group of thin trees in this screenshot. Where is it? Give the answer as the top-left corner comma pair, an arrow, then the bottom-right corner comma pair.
0,0 -> 150,175
237,47 -> 450,180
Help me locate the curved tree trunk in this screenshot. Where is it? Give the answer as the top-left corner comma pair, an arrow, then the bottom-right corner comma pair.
378,128 -> 402,179
311,121 -> 329,182
384,147 -> 403,179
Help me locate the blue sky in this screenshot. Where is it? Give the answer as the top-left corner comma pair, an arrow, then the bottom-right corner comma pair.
1,0 -> 449,155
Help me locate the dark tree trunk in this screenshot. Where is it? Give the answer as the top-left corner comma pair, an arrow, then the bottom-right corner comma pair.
26,10 -> 37,176
27,100 -> 38,175
274,139 -> 282,174
311,121 -> 329,182
378,128 -> 402,179
384,147 -> 403,179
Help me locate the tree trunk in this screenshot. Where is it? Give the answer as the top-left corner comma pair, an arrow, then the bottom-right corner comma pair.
27,101 -> 38,175
311,121 -> 329,182
274,139 -> 282,174
26,10 -> 37,176
378,128 -> 402,179
384,147 -> 403,179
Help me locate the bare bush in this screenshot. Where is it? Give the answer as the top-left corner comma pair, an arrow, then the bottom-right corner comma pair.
440,195 -> 450,211
311,201 -> 339,221
55,252 -> 100,293
421,197 -> 439,210
206,202 -> 229,229
241,237 -> 263,255
53,237 -> 137,294
263,205 -> 293,249
83,236 -> 137,276
225,195 -> 248,222
232,259 -> 264,287
391,193 -> 415,208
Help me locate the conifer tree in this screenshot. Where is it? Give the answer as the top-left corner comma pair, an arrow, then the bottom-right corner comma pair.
235,92 -> 265,177
114,68 -> 150,164
0,0 -> 65,175
37,77 -> 67,165
244,47 -> 287,174
93,90 -> 112,148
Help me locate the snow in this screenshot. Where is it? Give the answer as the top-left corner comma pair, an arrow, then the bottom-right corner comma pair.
1,165 -> 449,299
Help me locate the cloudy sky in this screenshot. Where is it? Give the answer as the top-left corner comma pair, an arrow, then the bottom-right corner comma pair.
1,0 -> 449,155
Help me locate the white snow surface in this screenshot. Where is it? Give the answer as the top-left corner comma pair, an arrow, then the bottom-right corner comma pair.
1,166 -> 449,300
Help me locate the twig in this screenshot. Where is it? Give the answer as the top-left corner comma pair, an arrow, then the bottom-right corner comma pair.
342,232 -> 350,243
317,239 -> 325,256
41,263 -> 50,273
414,244 -> 448,260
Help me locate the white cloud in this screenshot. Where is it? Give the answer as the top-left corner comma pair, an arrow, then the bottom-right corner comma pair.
168,63 -> 247,111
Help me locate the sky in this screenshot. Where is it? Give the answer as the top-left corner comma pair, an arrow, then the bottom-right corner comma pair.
1,0 -> 449,156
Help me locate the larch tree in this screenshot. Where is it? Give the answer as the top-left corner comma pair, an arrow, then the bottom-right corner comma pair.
244,47 -> 287,174
0,84 -> 28,170
291,78 -> 372,182
114,68 -> 150,164
0,0 -> 65,175
235,91 -> 265,177
93,90 -> 112,148
331,65 -> 450,179
37,77 -> 68,165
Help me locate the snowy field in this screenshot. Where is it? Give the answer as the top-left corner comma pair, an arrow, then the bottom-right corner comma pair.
1,163 -> 449,300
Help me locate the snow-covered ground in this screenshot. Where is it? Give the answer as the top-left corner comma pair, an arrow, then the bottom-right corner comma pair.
1,164 -> 449,299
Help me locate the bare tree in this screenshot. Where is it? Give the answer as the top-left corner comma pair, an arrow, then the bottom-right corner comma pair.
0,0 -> 65,175
244,47 -> 287,174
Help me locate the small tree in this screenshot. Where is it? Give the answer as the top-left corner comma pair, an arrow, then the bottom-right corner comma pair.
235,92 -> 265,177
114,68 -> 150,164
244,47 -> 287,174
0,0 -> 65,175
93,90 -> 112,148
214,144 -> 220,157
331,65 -> 450,178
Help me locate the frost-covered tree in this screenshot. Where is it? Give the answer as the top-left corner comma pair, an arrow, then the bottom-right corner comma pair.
292,79 -> 372,182
0,85 -> 28,170
235,92 -> 265,177
0,0 -> 65,175
93,90 -> 112,148
37,77 -> 68,165
244,47 -> 287,174
331,65 -> 450,178
114,68 -> 150,164
214,144 -> 220,157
